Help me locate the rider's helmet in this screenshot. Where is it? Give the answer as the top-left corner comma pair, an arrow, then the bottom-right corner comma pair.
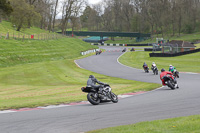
152,62 -> 155,64
161,68 -> 165,72
169,64 -> 172,67
89,75 -> 95,78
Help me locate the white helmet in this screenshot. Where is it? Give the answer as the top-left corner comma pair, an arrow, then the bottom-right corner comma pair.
169,64 -> 172,67
152,62 -> 155,64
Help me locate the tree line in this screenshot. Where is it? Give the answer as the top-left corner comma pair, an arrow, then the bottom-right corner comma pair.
81,0 -> 200,37
1,0 -> 200,37
0,0 -> 85,33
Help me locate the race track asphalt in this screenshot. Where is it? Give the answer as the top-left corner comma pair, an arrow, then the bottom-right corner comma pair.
0,46 -> 200,133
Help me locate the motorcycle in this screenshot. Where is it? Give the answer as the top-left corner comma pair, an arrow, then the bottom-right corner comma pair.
122,48 -> 126,52
162,75 -> 176,90
81,84 -> 118,105
151,66 -> 158,75
173,69 -> 179,78
143,66 -> 149,73
96,50 -> 102,55
130,48 -> 135,51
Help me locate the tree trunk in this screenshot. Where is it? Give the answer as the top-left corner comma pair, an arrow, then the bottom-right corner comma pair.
61,18 -> 67,35
28,19 -> 31,28
178,15 -> 182,36
52,0 -> 59,32
17,24 -> 22,31
0,14 -> 2,23
48,14 -> 52,33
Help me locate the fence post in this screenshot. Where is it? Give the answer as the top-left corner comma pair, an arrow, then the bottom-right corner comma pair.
5,32 -> 9,39
23,34 -> 25,42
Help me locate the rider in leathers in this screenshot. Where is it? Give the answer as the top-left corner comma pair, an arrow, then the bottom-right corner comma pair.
87,75 -> 104,93
169,64 -> 176,73
151,62 -> 157,71
160,69 -> 179,88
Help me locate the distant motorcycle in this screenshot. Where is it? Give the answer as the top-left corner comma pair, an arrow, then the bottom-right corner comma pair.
151,66 -> 158,75
81,84 -> 118,105
130,48 -> 135,51
122,48 -> 126,52
161,75 -> 176,90
143,66 -> 149,73
173,69 -> 179,78
96,50 -> 102,55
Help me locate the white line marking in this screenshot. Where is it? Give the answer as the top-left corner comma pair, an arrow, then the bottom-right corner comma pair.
0,110 -> 16,114
39,105 -> 71,109
180,72 -> 198,74
74,60 -> 84,69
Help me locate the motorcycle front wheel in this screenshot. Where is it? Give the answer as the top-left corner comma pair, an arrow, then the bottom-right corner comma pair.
110,92 -> 118,103
87,92 -> 100,105
153,70 -> 155,75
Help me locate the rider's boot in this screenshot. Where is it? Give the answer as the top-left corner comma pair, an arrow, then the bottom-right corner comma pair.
176,84 -> 179,88
175,84 -> 179,88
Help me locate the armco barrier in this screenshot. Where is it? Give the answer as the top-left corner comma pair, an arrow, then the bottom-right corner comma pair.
91,43 -> 124,46
126,44 -> 152,46
91,43 -> 152,46
144,48 -> 162,51
81,49 -> 99,55
149,48 -> 200,57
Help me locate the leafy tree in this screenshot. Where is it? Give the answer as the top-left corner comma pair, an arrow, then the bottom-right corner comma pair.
9,0 -> 41,31
0,0 -> 13,22
80,6 -> 91,27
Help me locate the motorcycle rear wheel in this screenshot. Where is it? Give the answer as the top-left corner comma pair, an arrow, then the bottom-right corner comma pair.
167,81 -> 175,90
110,92 -> 118,103
87,92 -> 100,105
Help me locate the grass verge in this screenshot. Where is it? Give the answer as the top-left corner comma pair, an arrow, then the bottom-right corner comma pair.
119,51 -> 200,73
87,115 -> 200,133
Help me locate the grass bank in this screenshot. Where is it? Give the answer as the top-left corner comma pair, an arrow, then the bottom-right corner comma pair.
0,37 -> 96,67
0,37 -> 161,110
88,115 -> 200,133
119,51 -> 200,73
0,21 -> 51,35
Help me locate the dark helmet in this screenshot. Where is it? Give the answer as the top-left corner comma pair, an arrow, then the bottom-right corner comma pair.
89,75 -> 95,78
161,68 -> 165,72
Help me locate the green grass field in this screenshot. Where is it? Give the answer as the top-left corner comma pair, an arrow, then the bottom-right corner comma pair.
119,51 -> 200,73
0,21 -> 52,35
0,37 -> 96,67
88,115 -> 200,133
1,21 -> 199,132
195,43 -> 200,48
0,26 -> 160,110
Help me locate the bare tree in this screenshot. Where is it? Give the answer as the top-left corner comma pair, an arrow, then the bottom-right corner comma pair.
61,0 -> 85,35
52,0 -> 59,32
